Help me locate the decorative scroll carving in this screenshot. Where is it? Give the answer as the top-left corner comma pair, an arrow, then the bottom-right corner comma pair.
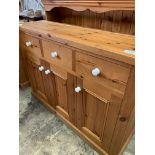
42,0 -> 135,13
46,7 -> 135,35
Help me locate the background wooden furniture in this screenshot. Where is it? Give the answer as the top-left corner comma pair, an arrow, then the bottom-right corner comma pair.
42,0 -> 135,12
42,0 -> 135,35
20,21 -> 135,155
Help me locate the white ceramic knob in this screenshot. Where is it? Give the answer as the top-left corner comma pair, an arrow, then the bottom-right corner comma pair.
45,69 -> 50,75
92,68 -> 100,77
38,66 -> 44,71
75,86 -> 81,93
25,41 -> 32,47
51,51 -> 58,58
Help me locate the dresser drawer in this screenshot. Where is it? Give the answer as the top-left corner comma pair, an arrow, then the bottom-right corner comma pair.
75,52 -> 130,87
20,32 -> 42,60
42,40 -> 73,71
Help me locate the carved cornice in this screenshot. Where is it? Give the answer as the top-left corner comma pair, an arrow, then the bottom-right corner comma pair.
42,0 -> 135,13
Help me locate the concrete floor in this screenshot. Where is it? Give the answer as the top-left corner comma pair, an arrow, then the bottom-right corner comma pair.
19,87 -> 135,155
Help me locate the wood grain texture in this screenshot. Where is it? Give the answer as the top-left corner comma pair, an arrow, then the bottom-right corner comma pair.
50,64 -> 67,80
67,73 -> 77,125
20,20 -> 135,155
108,67 -> 135,155
20,32 -> 42,58
42,0 -> 135,13
75,51 -> 130,85
81,90 -> 108,145
65,72 -> 128,154
19,31 -> 30,88
101,95 -> 123,152
19,47 -> 29,88
40,59 -> 58,109
42,39 -> 73,70
27,59 -> 48,102
55,75 -> 69,119
20,31 -> 42,65
46,8 -> 134,35
66,73 -> 85,128
20,21 -> 135,65
83,79 -> 124,105
27,58 -> 58,110
27,59 -> 37,91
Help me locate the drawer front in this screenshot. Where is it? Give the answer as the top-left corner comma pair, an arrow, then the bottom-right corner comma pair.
42,40 -> 73,71
75,52 -> 130,87
20,32 -> 42,60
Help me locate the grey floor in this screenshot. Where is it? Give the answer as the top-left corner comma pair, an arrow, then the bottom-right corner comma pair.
19,87 -> 135,155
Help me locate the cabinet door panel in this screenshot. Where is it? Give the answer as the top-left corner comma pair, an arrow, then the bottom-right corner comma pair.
40,59 -> 57,109
55,76 -> 68,112
33,67 -> 46,98
67,73 -> 77,125
101,95 -> 122,152
67,73 -> 84,127
82,91 -> 123,153
55,75 -> 69,119
83,91 -> 108,139
27,59 -> 47,101
27,59 -> 37,91
66,73 -> 123,153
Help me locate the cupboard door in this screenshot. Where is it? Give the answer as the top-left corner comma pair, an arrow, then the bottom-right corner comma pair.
67,73 -> 84,128
40,59 -> 57,110
55,75 -> 69,120
82,91 -> 123,153
81,91 -> 109,146
27,59 -> 47,102
67,73 -> 123,153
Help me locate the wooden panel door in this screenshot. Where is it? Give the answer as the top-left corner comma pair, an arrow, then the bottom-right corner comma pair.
67,73 -> 124,153
40,59 -> 58,110
81,90 -> 109,147
67,73 -> 84,128
27,59 -> 47,102
55,75 -> 69,120
27,59 -> 57,110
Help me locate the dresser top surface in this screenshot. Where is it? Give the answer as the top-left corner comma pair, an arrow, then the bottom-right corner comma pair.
20,20 -> 135,65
